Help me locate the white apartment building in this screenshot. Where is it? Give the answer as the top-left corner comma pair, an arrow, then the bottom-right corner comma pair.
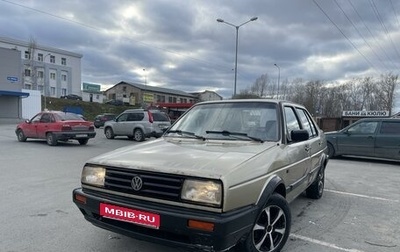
0,36 -> 83,98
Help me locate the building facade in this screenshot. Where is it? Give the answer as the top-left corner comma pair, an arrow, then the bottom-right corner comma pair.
104,81 -> 197,107
191,90 -> 223,101
0,36 -> 83,100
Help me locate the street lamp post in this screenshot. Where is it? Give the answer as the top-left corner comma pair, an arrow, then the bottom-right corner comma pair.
217,17 -> 258,97
43,53 -> 51,110
274,63 -> 280,99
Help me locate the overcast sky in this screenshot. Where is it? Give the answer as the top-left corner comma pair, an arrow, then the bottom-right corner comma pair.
1,0 -> 400,103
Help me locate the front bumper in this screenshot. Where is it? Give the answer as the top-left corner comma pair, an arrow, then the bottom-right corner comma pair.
73,188 -> 258,251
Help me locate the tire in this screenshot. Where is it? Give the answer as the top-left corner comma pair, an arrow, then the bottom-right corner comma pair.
105,127 -> 115,139
16,129 -> 27,142
241,193 -> 291,252
46,133 -> 57,146
306,166 -> 325,199
327,142 -> 335,158
133,129 -> 145,142
78,138 -> 89,145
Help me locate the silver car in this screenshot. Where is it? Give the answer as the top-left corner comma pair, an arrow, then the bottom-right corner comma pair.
104,109 -> 171,141
74,99 -> 328,252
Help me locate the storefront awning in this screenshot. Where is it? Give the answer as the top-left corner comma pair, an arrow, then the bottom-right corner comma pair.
0,90 -> 30,98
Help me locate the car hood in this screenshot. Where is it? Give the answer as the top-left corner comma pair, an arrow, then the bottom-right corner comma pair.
87,137 -> 277,179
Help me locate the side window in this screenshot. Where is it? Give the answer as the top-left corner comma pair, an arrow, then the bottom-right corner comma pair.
31,114 -> 42,123
296,108 -> 318,138
380,122 -> 400,135
284,106 -> 301,142
40,113 -> 51,123
117,113 -> 128,122
347,121 -> 378,134
136,113 -> 144,121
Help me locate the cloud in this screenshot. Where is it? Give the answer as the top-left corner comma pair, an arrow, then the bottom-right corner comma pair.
0,0 -> 399,101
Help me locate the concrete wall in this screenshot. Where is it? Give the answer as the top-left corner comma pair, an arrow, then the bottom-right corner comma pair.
21,89 -> 41,120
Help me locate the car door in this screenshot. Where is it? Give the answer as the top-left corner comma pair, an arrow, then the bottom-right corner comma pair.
374,121 -> 400,160
336,120 -> 378,157
283,106 -> 311,194
24,113 -> 42,138
36,113 -> 53,139
295,107 -> 324,185
113,113 -> 129,135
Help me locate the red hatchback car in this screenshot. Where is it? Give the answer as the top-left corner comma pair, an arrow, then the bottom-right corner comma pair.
15,111 -> 96,146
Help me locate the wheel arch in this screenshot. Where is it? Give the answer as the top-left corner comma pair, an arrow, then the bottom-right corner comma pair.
255,175 -> 286,208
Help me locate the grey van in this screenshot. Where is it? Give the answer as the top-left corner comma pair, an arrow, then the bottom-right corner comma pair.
326,118 -> 400,161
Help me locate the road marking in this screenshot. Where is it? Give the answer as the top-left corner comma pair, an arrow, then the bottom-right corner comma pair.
325,189 -> 399,203
290,234 -> 366,252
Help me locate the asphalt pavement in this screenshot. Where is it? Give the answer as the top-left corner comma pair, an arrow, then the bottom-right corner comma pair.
0,124 -> 399,252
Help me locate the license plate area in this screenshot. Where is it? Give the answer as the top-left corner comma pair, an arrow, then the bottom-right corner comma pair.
100,203 -> 160,229
75,134 -> 87,138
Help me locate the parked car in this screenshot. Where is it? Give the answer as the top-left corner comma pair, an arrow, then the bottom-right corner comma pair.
105,99 -> 124,106
60,94 -> 82,100
93,113 -> 116,128
326,117 -> 400,161
15,111 -> 96,146
103,109 -> 171,141
73,99 -> 328,252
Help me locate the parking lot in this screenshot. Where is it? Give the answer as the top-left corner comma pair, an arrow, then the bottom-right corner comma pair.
0,123 -> 399,252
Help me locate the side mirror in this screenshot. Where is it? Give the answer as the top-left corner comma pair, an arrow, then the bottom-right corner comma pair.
25,119 -> 30,124
291,129 -> 309,142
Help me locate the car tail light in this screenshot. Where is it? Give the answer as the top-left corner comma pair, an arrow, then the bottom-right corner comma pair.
62,125 -> 72,131
148,111 -> 154,123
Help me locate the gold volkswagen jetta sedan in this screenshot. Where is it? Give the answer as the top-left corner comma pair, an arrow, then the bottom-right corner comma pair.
73,99 -> 328,252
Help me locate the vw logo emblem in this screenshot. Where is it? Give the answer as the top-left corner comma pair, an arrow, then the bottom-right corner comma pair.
131,176 -> 143,191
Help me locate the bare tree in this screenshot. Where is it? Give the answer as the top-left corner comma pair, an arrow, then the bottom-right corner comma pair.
376,73 -> 398,115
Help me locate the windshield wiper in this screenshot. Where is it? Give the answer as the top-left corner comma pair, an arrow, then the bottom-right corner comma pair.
166,130 -> 205,140
205,130 -> 264,143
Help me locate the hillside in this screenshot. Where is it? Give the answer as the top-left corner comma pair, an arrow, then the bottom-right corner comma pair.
43,97 -> 137,121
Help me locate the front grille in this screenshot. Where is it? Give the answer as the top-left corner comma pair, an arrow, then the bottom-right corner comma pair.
105,168 -> 184,201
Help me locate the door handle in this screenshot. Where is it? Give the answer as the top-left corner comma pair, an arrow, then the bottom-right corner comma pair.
305,145 -> 311,152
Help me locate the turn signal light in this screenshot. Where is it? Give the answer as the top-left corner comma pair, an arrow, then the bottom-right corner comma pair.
188,220 -> 215,232
74,194 -> 87,204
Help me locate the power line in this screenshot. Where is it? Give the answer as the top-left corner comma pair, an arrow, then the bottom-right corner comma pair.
347,0 -> 399,69
312,0 -> 380,74
334,0 -> 389,71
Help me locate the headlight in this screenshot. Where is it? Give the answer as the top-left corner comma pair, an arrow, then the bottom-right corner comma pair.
81,166 -> 106,187
181,179 -> 222,207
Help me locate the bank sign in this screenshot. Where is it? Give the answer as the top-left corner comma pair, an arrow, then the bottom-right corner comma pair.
342,110 -> 389,117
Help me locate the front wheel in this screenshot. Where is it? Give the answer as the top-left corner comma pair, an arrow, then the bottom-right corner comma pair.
105,127 -> 115,139
16,129 -> 27,142
241,193 -> 291,252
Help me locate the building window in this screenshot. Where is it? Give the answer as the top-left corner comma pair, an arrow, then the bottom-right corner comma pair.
24,84 -> 32,89
37,71 -> 44,79
25,51 -> 30,59
24,69 -> 31,77
38,85 -> 44,91
61,88 -> 67,96
38,53 -> 43,62
168,97 -> 173,103
173,97 -> 177,103
61,74 -> 67,81
61,58 -> 66,65
50,73 -> 56,80
50,55 -> 55,63
50,87 -> 56,95
122,86 -> 127,92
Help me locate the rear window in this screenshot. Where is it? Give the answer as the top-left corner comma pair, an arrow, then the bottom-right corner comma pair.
54,112 -> 85,121
152,112 -> 170,122
380,121 -> 400,135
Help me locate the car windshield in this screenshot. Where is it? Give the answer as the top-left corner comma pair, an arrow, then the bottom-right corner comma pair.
166,102 -> 279,142
54,112 -> 85,121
